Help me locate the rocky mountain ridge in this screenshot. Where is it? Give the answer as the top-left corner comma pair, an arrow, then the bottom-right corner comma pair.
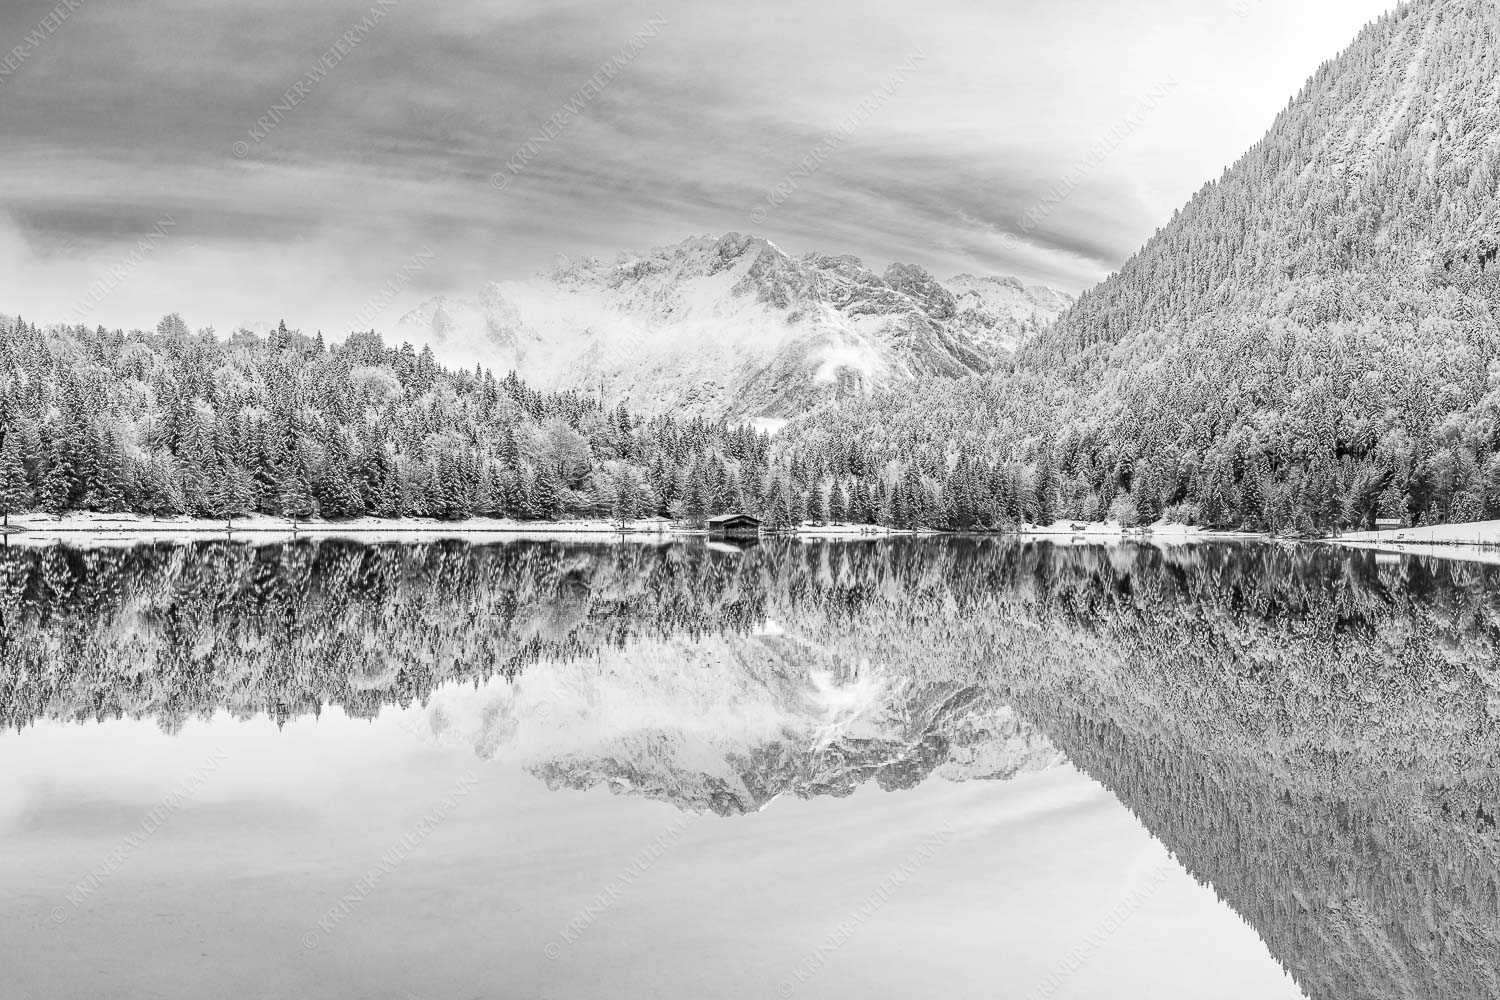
397,233 -> 1071,422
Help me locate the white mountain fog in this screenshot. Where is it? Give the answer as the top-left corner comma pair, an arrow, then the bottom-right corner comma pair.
396,232 -> 1072,419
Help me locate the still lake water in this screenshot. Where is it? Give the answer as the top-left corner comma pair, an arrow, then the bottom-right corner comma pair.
1,537 -> 1497,1000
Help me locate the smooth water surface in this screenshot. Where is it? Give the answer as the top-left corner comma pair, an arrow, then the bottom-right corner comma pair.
2,537 -> 1497,1000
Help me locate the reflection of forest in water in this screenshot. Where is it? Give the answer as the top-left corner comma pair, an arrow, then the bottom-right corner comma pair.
2,537 -> 1498,999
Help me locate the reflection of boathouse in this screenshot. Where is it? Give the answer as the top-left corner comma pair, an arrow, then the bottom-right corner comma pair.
707,513 -> 761,539
707,537 -> 760,554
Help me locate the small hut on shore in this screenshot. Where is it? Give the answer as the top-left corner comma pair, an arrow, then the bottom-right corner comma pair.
707,513 -> 761,539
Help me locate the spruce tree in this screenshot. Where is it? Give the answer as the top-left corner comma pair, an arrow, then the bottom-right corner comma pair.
853,478 -> 872,525
41,445 -> 73,519
829,481 -> 847,525
763,477 -> 790,531
0,436 -> 30,527
1034,444 -> 1058,526
278,452 -> 317,522
680,463 -> 709,527
613,470 -> 642,523
532,465 -> 562,520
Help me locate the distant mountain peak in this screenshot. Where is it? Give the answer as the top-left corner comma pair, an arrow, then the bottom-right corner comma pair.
397,232 -> 1072,420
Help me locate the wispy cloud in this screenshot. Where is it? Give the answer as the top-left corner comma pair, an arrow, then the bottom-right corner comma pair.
0,0 -> 1401,334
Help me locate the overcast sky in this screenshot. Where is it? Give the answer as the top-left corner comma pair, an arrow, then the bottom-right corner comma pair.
0,0 -> 1397,338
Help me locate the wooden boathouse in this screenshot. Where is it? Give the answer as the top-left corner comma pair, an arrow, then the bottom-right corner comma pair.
707,513 -> 762,539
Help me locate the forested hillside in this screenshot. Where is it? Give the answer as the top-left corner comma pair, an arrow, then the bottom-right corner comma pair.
1037,0 -> 1500,358
0,315 -> 1048,530
781,0 -> 1500,533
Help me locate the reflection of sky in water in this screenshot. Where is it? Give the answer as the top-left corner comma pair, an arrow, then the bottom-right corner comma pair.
14,537 -> 1490,999
1,692 -> 1304,1000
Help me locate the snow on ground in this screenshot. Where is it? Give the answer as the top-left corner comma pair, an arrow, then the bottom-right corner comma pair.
1336,520 -> 1500,546
792,522 -> 929,537
2,512 -> 682,546
1017,520 -> 1130,536
746,417 -> 789,435
1332,520 -> 1500,566
1015,520 -> 1229,539
0,514 -> 1255,546
16,513 -> 1499,570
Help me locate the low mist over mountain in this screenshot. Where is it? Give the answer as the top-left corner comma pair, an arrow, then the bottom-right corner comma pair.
396,233 -> 1071,422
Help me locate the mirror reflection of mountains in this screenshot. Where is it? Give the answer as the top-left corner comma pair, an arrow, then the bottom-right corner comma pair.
0,540 -> 1064,812
3,538 -> 1499,1000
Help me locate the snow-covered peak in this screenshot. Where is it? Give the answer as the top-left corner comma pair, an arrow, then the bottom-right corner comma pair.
945,273 -> 1077,354
396,233 -> 1072,420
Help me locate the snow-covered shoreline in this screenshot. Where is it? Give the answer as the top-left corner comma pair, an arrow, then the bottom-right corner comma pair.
1333,520 -> 1500,547
0,512 -> 933,545
5,504 -> 1484,553
1,513 -> 1230,540
1327,520 -> 1500,566
22,513 -> 1498,560
1009,520 -> 1265,545
2,512 -> 684,545
6,512 -> 677,533
1333,541 -> 1500,567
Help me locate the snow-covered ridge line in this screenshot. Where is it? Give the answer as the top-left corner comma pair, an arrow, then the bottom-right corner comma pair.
395,232 -> 1073,421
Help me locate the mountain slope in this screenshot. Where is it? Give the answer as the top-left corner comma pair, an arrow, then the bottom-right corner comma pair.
776,0 -> 1500,534
397,233 -> 1071,422
1027,0 -> 1500,363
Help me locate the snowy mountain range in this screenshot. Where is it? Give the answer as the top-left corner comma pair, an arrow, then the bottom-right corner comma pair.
397,233 -> 1071,423
409,629 -> 1063,816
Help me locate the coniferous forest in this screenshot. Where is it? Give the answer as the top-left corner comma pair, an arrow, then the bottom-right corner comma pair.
0,315 -> 792,528
5,308 -> 1500,534
0,312 -> 1122,533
